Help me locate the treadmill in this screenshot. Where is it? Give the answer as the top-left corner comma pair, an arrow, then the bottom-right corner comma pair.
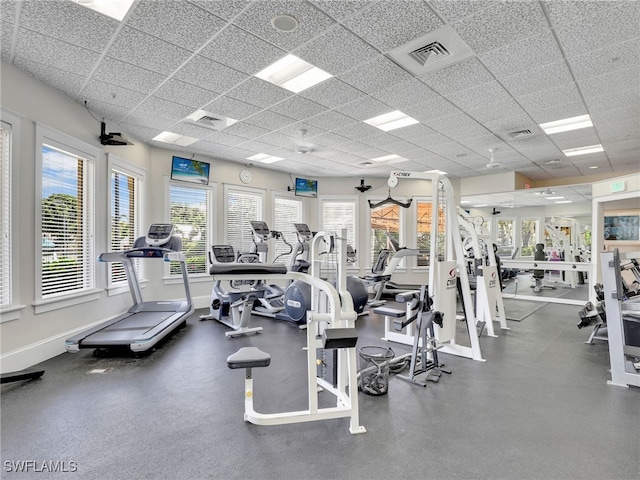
65,224 -> 193,353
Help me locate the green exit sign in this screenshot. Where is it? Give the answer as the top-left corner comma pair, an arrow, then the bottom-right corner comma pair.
611,181 -> 626,193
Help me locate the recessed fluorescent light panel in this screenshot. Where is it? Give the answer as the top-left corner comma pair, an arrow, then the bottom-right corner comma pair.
474,204 -> 487,208
547,196 -> 565,200
71,0 -> 136,21
562,144 -> 604,157
254,54 -> 332,93
540,115 -> 593,135
371,154 -> 408,164
555,200 -> 572,204
247,153 -> 284,164
152,131 -> 199,146
426,169 -> 447,175
364,110 -> 419,132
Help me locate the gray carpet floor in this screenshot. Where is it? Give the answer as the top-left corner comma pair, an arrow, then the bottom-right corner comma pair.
1,303 -> 638,480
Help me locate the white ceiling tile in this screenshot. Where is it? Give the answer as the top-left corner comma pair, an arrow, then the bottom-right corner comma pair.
233,1 -> 335,51
278,122 -> 326,138
225,77 -> 293,108
372,78 -> 439,110
584,88 -> 639,114
133,96 -> 193,121
154,79 -> 219,109
82,79 -> 148,110
569,38 -> 640,80
467,99 -> 528,125
334,95 -> 393,121
544,0 -> 626,27
118,122 -> 162,142
579,67 -> 639,98
15,28 -> 101,75
1,21 -> 14,58
199,25 -> 286,75
223,121 -> 271,139
299,78 -> 367,109
338,56 -> 414,95
554,2 -> 640,58
175,55 -> 249,93
296,25 -> 379,76
91,56 -> 166,93
309,131 -> 351,147
429,0 -> 497,22
547,129 -> 601,151
0,1 -> 17,24
252,131 -> 293,148
517,84 -> 583,115
203,131 -> 247,147
13,58 -> 86,99
312,0 -> 376,21
107,27 -> 193,75
453,1 -> 548,54
420,57 -> 495,95
483,113 -> 539,138
268,96 -> 326,121
423,113 -> 490,141
189,0 -> 253,21
500,61 -> 574,97
480,29 -> 563,79
128,0 -> 227,51
527,101 -> 589,125
305,110 -> 357,131
244,110 -> 296,130
235,139 -> 275,153
171,121 -> 217,139
402,94 -> 461,121
121,109 -> 176,131
387,123 -> 438,141
20,0 -> 118,52
203,95 -> 262,121
445,80 -> 513,112
343,0 -> 442,52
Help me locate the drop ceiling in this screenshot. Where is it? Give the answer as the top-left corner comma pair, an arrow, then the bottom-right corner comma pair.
1,0 -> 638,184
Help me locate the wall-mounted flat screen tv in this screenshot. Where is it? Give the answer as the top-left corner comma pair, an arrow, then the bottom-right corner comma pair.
295,177 -> 318,198
170,156 -> 210,185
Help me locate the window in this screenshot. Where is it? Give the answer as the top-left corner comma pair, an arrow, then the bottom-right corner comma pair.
416,199 -> 444,266
0,118 -> 13,309
321,199 -> 356,262
495,219 -> 515,257
36,124 -> 96,304
369,203 -> 401,266
225,186 -> 264,256
520,218 -> 538,257
273,196 -> 303,264
169,183 -> 212,275
108,155 -> 145,287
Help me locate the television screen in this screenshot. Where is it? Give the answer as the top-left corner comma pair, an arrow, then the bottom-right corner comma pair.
170,156 -> 210,185
295,177 -> 318,198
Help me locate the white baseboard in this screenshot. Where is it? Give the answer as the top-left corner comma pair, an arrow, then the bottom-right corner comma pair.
1,297 -> 210,373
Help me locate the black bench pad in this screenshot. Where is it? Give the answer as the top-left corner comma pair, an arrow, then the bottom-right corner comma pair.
227,347 -> 271,369
210,263 -> 288,276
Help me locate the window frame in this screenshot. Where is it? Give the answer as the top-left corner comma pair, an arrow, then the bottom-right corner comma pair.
107,154 -> 146,295
0,109 -> 23,322
167,178 -> 216,280
272,193 -> 304,265
33,123 -> 100,314
223,184 -> 265,259
319,195 -> 359,268
367,196 -> 405,270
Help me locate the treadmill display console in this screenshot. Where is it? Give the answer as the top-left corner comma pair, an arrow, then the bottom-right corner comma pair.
146,224 -> 175,246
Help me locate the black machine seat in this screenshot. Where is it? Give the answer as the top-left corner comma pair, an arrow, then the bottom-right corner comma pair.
227,347 -> 271,369
209,263 -> 288,276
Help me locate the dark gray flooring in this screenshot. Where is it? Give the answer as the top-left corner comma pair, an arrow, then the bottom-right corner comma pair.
2,302 -> 639,480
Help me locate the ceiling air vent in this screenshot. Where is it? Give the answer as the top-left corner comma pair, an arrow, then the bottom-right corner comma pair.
184,109 -> 237,131
409,42 -> 451,66
387,25 -> 474,76
508,129 -> 534,139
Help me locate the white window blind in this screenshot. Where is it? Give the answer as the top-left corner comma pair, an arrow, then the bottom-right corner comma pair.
40,143 -> 94,298
321,200 -> 356,253
0,120 -> 11,307
169,184 -> 210,275
273,197 -> 303,264
226,188 -> 263,255
110,168 -> 144,285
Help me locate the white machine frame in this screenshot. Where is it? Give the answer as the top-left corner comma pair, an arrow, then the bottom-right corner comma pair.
383,171 -> 484,362
458,208 -> 509,337
217,230 -> 365,434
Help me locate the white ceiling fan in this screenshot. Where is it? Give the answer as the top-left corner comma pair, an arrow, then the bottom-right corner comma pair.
486,148 -> 501,169
295,128 -> 321,155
